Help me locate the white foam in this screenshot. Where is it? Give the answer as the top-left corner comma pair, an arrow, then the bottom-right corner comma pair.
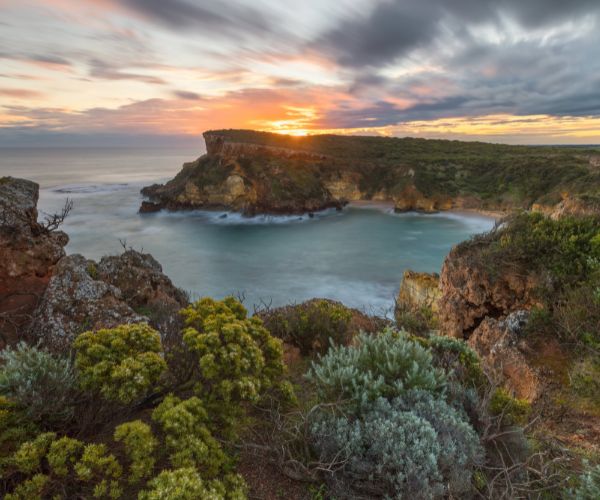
153,207 -> 342,225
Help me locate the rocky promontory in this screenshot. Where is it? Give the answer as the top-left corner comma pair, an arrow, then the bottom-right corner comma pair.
140,129 -> 600,216
0,177 -> 187,350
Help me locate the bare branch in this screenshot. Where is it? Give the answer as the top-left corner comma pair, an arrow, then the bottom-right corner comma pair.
41,198 -> 73,232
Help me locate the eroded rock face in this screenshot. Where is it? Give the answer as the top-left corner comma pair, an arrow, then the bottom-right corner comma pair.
438,238 -> 546,401
30,255 -> 145,351
397,270 -> 441,314
0,177 -> 68,344
438,242 -> 539,339
468,311 -> 541,401
141,152 -> 343,216
393,185 -> 453,214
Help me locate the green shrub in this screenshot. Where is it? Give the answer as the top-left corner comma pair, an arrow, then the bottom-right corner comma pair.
4,473 -> 48,500
74,323 -> 166,404
180,297 -> 285,426
0,396 -> 38,466
0,342 -> 76,426
570,358 -> 600,408
113,420 -> 157,484
489,388 -> 531,426
419,335 -> 484,387
260,299 -> 353,355
138,467 -> 246,500
152,395 -> 227,475
307,329 -> 446,410
395,304 -> 436,335
12,432 -> 56,473
74,443 -> 122,498
311,392 -> 482,499
475,213 -> 600,284
307,329 -> 483,498
47,436 -> 83,476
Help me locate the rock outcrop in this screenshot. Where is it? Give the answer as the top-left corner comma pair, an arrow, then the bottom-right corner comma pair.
140,148 -> 344,215
141,129 -> 600,217
204,131 -> 329,160
30,255 -> 146,351
0,177 -> 68,345
144,129 -> 600,219
467,311 -> 541,401
532,195 -> 600,219
96,250 -> 188,312
437,237 -> 546,401
393,186 -> 453,214
396,270 -> 441,313
438,242 -> 540,339
31,250 -> 188,351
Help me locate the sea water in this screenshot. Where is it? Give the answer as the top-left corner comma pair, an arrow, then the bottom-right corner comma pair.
0,147 -> 495,313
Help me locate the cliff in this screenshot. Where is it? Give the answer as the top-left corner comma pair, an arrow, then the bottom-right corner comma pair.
433,213 -> 600,451
396,270 -> 441,314
0,177 -> 68,345
140,130 -> 600,216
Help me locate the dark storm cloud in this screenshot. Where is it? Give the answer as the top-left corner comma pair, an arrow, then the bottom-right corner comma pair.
321,2 -> 438,67
312,0 -> 600,124
121,0 -> 271,35
319,0 -> 600,68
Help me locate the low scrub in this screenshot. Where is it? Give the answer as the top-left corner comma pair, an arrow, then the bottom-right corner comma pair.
0,296 -> 289,499
259,299 -> 362,355
306,329 -> 483,499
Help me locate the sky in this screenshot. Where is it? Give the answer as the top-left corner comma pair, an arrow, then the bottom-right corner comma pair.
0,0 -> 599,147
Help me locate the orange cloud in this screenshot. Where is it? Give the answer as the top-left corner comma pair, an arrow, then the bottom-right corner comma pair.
0,88 -> 44,99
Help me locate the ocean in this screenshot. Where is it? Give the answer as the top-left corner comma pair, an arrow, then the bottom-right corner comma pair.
0,147 -> 495,313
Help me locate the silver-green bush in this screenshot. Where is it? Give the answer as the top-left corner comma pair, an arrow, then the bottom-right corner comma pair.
307,329 -> 446,410
0,342 -> 76,426
307,330 -> 483,499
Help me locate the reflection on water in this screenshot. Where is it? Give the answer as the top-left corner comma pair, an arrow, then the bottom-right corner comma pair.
0,147 -> 495,313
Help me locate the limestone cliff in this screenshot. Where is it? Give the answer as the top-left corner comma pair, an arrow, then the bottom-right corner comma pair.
435,234 -> 545,400
141,129 -> 600,216
396,270 -> 441,314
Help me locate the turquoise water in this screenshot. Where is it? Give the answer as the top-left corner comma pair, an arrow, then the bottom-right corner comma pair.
0,147 -> 495,313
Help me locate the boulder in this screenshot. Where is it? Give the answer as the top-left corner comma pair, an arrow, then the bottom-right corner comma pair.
96,249 -> 188,311
0,177 -> 67,345
30,255 -> 145,351
30,249 -> 189,351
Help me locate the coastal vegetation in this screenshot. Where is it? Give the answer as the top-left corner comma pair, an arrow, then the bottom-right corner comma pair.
2,175 -> 600,498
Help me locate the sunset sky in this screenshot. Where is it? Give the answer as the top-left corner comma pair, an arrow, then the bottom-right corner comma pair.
1,0 -> 599,146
